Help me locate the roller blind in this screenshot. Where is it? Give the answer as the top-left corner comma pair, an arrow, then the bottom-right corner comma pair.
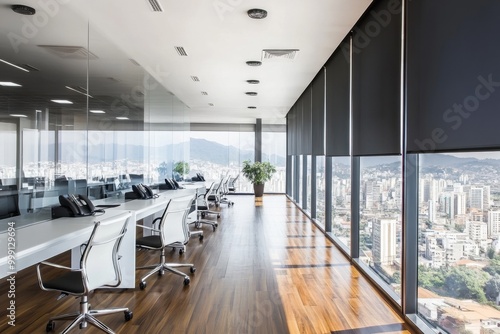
325,37 -> 351,156
312,68 -> 326,155
351,0 -> 402,156
301,85 -> 313,155
286,105 -> 296,155
406,0 -> 500,153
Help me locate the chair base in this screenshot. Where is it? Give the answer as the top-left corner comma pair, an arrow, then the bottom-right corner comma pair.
46,296 -> 132,334
137,262 -> 195,289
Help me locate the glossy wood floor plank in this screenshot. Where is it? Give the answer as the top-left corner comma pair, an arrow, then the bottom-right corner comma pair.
0,195 -> 414,333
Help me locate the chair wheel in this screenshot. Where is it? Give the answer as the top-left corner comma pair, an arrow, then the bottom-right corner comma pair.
179,248 -> 184,254
183,277 -> 190,285
46,321 -> 55,332
124,311 -> 133,321
159,269 -> 164,276
201,212 -> 205,218
199,235 -> 204,240
213,226 -> 217,231
217,214 -> 221,218
190,267 -> 196,273
139,281 -> 147,290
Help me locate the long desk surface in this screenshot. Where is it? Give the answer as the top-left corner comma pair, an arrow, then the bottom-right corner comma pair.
0,186 -> 204,287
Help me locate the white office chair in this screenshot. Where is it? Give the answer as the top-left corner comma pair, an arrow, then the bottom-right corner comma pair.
136,195 -> 196,289
37,212 -> 133,334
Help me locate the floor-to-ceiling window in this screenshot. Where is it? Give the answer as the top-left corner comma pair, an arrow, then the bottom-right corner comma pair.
332,156 -> 352,252
359,156 -> 402,298
189,128 -> 254,193
417,152 -> 500,333
262,126 -> 286,193
316,156 -> 326,226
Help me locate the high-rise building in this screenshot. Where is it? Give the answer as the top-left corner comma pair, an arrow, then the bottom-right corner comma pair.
488,211 -> 500,238
428,200 -> 436,223
469,187 -> 484,211
372,219 -> 397,266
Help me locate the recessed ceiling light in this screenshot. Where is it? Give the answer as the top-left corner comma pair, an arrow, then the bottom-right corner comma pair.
0,82 -> 21,87
245,92 -> 258,96
10,114 -> 28,118
247,8 -> 267,19
248,106 -> 257,109
116,117 -> 129,120
89,110 -> 106,114
12,5 -> 35,15
51,99 -> 73,104
246,61 -> 262,66
246,80 -> 260,84
0,59 -> 29,72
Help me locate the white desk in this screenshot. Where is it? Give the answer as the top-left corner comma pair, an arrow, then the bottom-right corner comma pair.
0,210 -> 132,280
0,188 -> 201,289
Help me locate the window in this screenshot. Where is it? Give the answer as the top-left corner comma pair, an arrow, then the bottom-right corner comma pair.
332,156 -> 352,252
262,130 -> 286,193
316,156 -> 326,226
417,152 -> 500,333
359,156 -> 402,297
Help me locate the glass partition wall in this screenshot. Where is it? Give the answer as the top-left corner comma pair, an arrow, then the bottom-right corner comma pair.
0,4 -> 191,222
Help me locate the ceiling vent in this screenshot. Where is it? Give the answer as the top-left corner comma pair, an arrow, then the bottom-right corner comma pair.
262,49 -> 299,61
201,91 -> 208,95
208,103 -> 214,106
38,45 -> 98,60
147,0 -> 163,12
174,46 -> 188,56
191,76 -> 200,82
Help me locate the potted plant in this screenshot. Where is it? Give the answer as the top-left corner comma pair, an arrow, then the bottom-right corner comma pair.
242,160 -> 276,197
173,161 -> 189,181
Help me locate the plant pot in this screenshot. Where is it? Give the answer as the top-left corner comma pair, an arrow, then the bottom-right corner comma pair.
253,183 -> 264,197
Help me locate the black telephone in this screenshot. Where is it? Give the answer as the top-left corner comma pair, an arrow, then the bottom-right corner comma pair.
164,177 -> 182,190
132,183 -> 155,199
58,194 -> 96,217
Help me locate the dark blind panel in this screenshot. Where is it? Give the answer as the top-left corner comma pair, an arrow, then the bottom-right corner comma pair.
407,0 -> 500,153
325,38 -> 350,156
286,108 -> 293,155
296,97 -> 303,155
351,0 -> 402,156
301,85 -> 313,155
312,68 -> 326,155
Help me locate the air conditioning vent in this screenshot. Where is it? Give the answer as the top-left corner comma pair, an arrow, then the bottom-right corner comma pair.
174,46 -> 188,56
38,45 -> 98,60
262,49 -> 299,61
201,91 -> 208,96
147,0 -> 163,12
191,76 -> 200,82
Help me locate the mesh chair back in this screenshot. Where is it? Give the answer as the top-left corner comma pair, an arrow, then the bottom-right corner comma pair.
158,195 -> 194,247
82,212 -> 131,291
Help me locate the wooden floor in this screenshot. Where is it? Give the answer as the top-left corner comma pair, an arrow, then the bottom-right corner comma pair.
0,195 -> 414,334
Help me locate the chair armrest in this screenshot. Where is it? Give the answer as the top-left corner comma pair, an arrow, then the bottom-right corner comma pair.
36,261 -> 82,291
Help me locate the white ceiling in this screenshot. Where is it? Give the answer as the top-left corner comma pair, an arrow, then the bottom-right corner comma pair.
0,0 -> 372,125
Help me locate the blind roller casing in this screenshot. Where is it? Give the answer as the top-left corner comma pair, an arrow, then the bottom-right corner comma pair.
406,0 -> 500,153
325,38 -> 351,156
351,0 -> 402,156
312,68 -> 326,155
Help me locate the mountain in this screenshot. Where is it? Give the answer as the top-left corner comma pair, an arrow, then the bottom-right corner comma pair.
78,138 -> 286,167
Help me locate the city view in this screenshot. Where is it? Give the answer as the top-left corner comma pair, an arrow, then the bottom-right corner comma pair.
314,153 -> 500,334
